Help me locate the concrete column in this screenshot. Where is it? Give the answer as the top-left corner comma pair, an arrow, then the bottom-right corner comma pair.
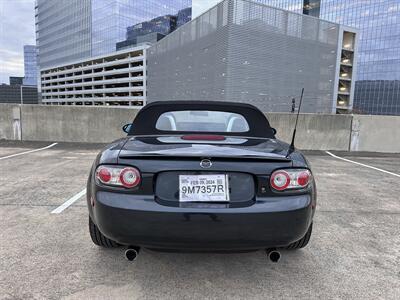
12,106 -> 22,140
350,116 -> 360,151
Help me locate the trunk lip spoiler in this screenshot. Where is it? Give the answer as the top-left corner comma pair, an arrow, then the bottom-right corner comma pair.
128,134 -> 276,140
120,135 -> 291,162
118,153 -> 291,162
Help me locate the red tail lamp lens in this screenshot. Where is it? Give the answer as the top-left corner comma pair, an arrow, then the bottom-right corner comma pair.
95,165 -> 141,188
270,169 -> 312,191
97,167 -> 111,183
297,171 -> 310,187
270,171 -> 290,191
119,167 -> 141,188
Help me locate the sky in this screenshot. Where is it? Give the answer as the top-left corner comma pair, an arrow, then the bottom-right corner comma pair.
192,0 -> 222,18
0,0 -> 35,84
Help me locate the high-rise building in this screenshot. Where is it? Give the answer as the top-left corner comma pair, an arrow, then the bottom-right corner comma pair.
36,0 -> 192,105
36,0 -> 192,70
116,7 -> 191,51
148,0 -> 357,114
9,77 -> 24,85
0,85 -> 38,104
177,7 -> 192,26
230,0 -> 400,115
92,0 -> 191,56
23,45 -> 38,86
35,0 -> 92,70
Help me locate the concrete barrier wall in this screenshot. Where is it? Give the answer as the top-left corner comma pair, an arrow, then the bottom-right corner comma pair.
1,104 -> 399,152
350,115 -> 400,153
266,113 -> 352,150
21,105 -> 138,143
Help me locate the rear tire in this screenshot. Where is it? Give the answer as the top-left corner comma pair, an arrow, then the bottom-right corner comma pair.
285,223 -> 312,250
89,217 -> 119,248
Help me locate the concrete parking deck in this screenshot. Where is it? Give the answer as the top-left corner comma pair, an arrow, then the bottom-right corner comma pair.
0,141 -> 399,299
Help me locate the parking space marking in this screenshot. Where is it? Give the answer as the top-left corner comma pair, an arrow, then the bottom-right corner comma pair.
325,151 -> 400,178
0,143 -> 58,160
51,188 -> 86,214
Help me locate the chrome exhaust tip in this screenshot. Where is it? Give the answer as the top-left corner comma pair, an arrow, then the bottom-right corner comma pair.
125,247 -> 140,261
266,248 -> 281,263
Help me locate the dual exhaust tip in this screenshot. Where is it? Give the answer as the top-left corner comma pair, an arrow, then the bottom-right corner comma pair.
124,247 -> 280,263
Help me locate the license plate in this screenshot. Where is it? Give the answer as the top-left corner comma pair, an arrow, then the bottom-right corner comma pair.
179,174 -> 229,202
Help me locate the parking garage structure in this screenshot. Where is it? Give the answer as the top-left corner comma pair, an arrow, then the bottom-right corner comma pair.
40,45 -> 149,107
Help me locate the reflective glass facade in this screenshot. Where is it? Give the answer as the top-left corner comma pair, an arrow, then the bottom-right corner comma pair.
320,1 -> 400,115
91,0 -> 191,56
23,45 -> 38,86
35,0 -> 92,69
9,77 -> 24,85
260,0 -> 400,115
36,0 -> 191,69
177,7 -> 192,26
126,15 -> 177,41
116,6 -> 191,51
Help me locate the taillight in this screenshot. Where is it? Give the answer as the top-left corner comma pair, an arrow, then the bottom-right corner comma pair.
97,167 -> 111,183
270,171 -> 290,191
95,165 -> 141,188
119,167 -> 141,187
270,169 -> 311,191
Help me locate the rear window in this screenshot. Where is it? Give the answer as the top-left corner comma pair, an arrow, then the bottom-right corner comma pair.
155,110 -> 250,133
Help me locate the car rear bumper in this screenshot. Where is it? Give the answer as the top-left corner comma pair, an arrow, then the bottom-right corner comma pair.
91,191 -> 314,250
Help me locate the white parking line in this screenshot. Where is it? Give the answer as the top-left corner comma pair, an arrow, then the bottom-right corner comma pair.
0,143 -> 58,160
51,188 -> 87,214
325,151 -> 400,178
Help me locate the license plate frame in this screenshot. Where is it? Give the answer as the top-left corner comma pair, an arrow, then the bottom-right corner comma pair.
179,174 -> 230,202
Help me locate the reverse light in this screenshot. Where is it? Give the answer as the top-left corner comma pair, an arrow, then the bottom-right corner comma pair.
270,169 -> 311,191
95,165 -> 141,188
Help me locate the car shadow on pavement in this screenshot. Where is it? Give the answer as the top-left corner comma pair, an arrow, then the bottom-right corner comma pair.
67,247 -> 314,299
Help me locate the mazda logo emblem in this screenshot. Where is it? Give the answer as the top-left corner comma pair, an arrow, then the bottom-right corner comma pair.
200,159 -> 212,168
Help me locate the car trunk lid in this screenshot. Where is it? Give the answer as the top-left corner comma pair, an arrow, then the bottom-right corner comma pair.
117,135 -> 292,208
118,135 -> 291,162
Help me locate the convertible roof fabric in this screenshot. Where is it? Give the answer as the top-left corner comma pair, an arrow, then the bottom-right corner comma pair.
129,101 -> 275,138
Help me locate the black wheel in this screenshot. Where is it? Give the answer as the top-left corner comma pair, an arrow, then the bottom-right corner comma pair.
89,217 -> 119,248
285,223 -> 313,250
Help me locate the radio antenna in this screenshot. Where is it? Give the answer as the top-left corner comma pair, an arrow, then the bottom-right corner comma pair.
286,88 -> 304,158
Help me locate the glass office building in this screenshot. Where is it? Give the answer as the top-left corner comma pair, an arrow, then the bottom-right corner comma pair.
260,0 -> 400,115
35,0 -> 92,69
9,77 -> 24,85
125,15 -> 177,41
116,6 -> 192,51
91,0 -> 191,56
36,0 -> 191,68
23,45 -> 38,86
320,1 -> 400,115
177,7 -> 192,26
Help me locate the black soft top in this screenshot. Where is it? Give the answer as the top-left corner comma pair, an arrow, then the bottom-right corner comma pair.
129,101 -> 275,138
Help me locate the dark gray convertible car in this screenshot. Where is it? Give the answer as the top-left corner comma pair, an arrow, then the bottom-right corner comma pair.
87,101 -> 316,261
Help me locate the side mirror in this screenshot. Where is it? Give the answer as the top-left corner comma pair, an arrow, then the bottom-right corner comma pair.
271,127 -> 277,135
122,123 -> 132,134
